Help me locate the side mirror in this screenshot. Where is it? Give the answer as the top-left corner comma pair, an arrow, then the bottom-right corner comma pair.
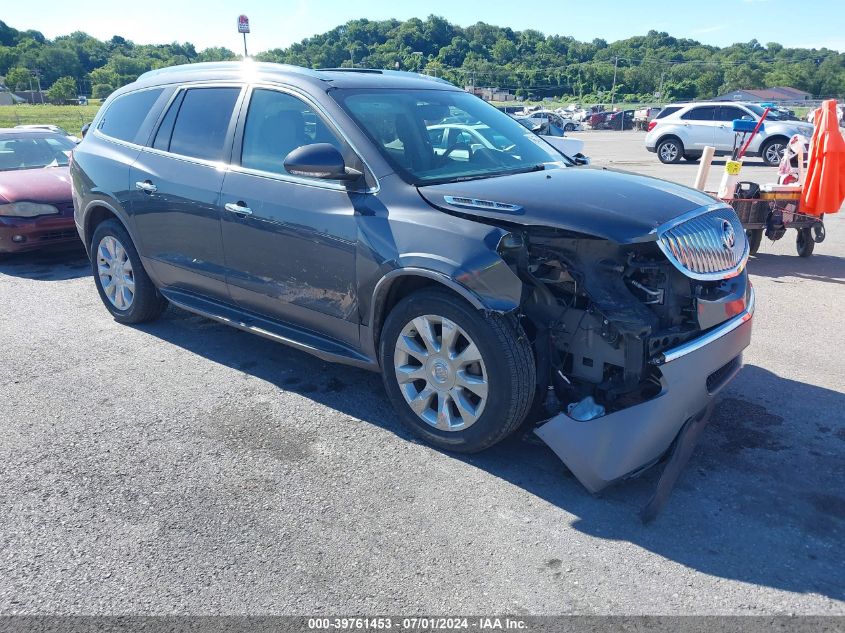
283,143 -> 361,181
80,122 -> 91,139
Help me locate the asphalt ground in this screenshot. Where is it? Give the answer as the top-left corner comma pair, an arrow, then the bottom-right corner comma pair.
1,130 -> 843,615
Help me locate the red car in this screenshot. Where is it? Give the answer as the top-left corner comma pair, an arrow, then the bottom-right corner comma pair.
0,128 -> 78,254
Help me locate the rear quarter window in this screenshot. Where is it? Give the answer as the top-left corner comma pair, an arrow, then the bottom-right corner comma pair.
655,106 -> 681,120
681,106 -> 717,121
98,89 -> 164,143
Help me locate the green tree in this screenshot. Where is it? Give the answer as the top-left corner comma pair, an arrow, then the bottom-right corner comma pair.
46,75 -> 77,103
0,45 -> 16,75
4,66 -> 31,90
92,83 -> 113,99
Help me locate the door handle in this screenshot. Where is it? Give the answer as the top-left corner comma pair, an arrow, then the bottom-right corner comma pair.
135,180 -> 157,193
224,201 -> 252,216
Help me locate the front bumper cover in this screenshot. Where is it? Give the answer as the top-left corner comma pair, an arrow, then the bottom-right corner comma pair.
535,286 -> 755,493
0,215 -> 78,253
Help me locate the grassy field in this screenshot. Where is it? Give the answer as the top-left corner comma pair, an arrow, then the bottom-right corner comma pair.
0,104 -> 101,135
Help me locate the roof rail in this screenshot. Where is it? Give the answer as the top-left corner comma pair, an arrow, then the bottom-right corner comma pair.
317,68 -> 383,74
136,61 -> 324,82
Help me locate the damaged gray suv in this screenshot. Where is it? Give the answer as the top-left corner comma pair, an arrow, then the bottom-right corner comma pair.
72,62 -> 754,495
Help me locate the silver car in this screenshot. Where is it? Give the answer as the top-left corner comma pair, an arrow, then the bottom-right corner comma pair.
645,101 -> 813,166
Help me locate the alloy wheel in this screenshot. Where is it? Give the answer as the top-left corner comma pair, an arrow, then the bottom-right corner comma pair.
97,235 -> 135,310
659,141 -> 679,162
764,142 -> 785,166
393,314 -> 488,432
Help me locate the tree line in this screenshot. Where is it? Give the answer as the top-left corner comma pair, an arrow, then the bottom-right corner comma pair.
1,16 -> 844,104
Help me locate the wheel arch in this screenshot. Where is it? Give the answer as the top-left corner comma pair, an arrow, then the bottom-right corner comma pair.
367,268 -> 491,364
759,134 -> 790,151
82,199 -> 134,256
656,133 -> 684,148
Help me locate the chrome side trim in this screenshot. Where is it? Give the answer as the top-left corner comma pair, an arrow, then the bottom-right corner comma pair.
649,203 -> 728,235
443,196 -> 523,213
651,285 -> 755,366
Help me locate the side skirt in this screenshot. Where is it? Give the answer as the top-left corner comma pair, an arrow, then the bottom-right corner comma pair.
161,288 -> 379,371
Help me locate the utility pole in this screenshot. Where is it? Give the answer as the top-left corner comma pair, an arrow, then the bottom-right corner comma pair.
578,68 -> 583,103
610,56 -> 618,110
657,69 -> 666,103
34,70 -> 44,104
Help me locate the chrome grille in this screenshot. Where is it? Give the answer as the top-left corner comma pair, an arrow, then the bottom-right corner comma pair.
656,206 -> 748,280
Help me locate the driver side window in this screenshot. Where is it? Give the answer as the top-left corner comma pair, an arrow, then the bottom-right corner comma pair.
241,89 -> 345,176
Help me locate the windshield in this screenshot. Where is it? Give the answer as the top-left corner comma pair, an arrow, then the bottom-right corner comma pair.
0,135 -> 75,171
331,88 -> 567,185
745,104 -> 784,121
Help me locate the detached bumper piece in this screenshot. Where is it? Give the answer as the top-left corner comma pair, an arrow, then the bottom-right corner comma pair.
535,288 -> 754,513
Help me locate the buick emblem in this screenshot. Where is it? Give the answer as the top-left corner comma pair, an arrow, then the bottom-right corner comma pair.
721,220 -> 736,250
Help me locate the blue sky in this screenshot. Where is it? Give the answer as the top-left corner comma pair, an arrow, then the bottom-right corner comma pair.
4,0 -> 844,53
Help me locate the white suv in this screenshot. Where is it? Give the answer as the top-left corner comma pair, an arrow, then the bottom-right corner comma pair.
645,101 -> 814,166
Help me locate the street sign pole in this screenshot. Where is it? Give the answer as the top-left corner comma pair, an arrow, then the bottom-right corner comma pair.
237,15 -> 250,58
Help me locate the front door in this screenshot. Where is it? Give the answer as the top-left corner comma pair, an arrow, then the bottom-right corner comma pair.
130,86 -> 244,299
714,105 -> 752,153
219,87 -> 364,347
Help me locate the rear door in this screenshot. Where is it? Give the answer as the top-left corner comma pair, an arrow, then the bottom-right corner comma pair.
129,85 -> 244,299
679,105 -> 717,150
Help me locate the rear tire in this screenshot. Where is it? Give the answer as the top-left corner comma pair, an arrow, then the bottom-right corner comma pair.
796,228 -> 815,257
564,123 -> 575,132
379,288 -> 535,453
90,219 -> 167,323
683,153 -> 700,162
657,137 -> 683,164
746,229 -> 763,255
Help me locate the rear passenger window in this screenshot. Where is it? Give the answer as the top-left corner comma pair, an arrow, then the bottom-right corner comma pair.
681,106 -> 716,121
98,89 -> 164,143
168,87 -> 241,162
240,89 -> 345,176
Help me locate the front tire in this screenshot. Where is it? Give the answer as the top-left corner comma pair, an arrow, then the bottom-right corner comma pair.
761,138 -> 787,167
91,219 -> 167,323
379,288 -> 535,453
657,137 -> 683,164
564,123 -> 575,132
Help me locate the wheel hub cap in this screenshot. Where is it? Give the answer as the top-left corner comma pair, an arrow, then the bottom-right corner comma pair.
97,235 -> 135,311
394,314 -> 488,432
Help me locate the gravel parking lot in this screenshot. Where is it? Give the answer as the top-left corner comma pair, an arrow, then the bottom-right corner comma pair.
1,130 -> 843,615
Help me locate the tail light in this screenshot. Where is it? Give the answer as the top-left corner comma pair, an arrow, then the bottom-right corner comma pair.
647,121 -> 658,132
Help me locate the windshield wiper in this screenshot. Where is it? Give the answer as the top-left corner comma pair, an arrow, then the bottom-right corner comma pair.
419,164 -> 547,186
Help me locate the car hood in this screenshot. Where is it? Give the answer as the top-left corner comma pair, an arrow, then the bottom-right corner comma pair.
770,120 -> 814,135
417,166 -> 719,243
0,166 -> 72,205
